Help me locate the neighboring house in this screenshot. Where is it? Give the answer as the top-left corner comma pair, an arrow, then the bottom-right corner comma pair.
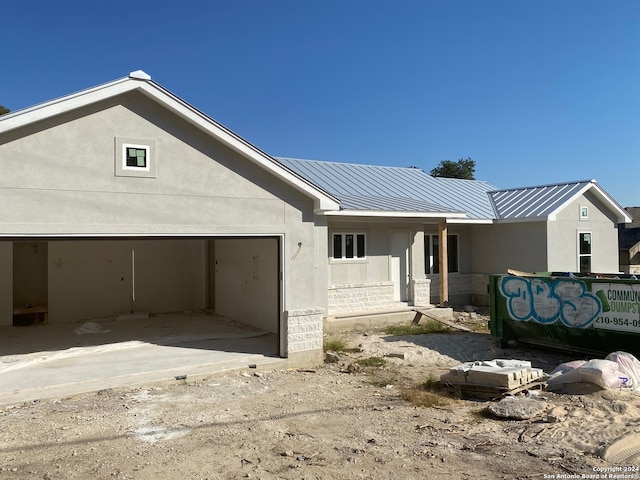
618,207 -> 640,274
0,71 -> 631,367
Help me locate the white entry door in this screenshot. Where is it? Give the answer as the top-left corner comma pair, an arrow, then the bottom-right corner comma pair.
390,232 -> 410,302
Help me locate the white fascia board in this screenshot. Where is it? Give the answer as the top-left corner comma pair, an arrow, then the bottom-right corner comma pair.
322,210 -> 467,219
135,82 -> 340,212
445,218 -> 494,225
589,182 -> 632,223
0,77 -> 138,134
545,180 -> 632,224
493,216 -> 548,224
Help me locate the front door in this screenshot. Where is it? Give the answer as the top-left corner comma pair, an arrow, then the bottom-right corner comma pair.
390,232 -> 410,302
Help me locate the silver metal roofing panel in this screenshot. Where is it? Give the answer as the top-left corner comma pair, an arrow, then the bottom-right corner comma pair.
277,157 -> 498,219
337,195 -> 456,212
489,180 -> 593,220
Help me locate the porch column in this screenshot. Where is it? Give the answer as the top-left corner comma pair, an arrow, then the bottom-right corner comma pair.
438,222 -> 448,306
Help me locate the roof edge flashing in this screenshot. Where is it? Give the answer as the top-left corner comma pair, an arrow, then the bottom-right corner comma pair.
129,70 -> 152,81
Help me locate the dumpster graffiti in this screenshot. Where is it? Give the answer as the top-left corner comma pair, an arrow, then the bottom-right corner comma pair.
499,277 -> 601,328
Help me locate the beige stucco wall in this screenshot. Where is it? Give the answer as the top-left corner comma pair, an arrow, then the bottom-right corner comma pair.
471,222 -> 548,274
327,220 -> 427,311
0,92 -> 327,352
548,192 -> 620,273
0,93 -> 311,236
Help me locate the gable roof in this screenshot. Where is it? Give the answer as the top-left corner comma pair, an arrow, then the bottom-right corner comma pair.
278,158 -> 631,225
0,70 -> 340,212
489,180 -> 631,223
277,157 -> 497,220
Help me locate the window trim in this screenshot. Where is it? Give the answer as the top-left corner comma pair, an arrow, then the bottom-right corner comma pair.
425,233 -> 459,274
578,231 -> 592,273
331,232 -> 367,261
115,137 -> 157,178
122,143 -> 151,172
580,205 -> 589,220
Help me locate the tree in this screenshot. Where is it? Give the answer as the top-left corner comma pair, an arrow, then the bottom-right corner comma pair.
430,157 -> 476,180
0,105 -> 10,115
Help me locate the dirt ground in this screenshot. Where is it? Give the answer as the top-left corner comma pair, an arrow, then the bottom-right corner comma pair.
1,310 -> 640,480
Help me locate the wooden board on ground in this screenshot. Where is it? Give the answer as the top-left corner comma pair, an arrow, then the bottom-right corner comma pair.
442,381 -> 544,400
412,309 -> 472,332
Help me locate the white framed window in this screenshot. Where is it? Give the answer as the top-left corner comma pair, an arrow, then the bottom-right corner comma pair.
578,231 -> 592,273
123,144 -> 150,171
425,233 -> 459,274
332,233 -> 366,260
580,205 -> 589,220
115,137 -> 157,178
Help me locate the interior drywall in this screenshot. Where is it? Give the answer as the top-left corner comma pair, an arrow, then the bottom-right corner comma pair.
48,239 -> 206,323
129,239 -> 207,313
0,243 -> 12,326
13,241 -> 48,307
214,238 -> 279,334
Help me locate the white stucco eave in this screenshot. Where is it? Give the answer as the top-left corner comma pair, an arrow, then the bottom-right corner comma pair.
319,210 -> 467,219
444,218 -> 494,225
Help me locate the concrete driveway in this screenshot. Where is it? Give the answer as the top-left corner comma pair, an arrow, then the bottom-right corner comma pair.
0,312 -> 283,407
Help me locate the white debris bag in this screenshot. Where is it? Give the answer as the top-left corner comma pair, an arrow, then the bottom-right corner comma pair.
605,351 -> 640,391
547,358 -> 631,390
577,359 -> 630,389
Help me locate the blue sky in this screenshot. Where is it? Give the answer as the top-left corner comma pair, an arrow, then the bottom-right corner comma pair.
3,1 -> 639,206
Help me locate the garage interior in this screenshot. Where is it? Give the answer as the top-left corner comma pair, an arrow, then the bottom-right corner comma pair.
1,236 -> 285,404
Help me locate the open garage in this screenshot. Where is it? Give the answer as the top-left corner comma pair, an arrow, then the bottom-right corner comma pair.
0,71 -> 339,400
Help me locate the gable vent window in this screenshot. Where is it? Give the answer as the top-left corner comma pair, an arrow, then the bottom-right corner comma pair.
125,146 -> 148,169
115,138 -> 156,178
333,233 -> 366,260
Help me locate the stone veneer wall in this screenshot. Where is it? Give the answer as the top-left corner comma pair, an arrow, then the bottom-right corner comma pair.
284,308 -> 324,353
470,273 -> 491,306
427,274 -> 472,304
327,282 -> 395,315
411,278 -> 431,307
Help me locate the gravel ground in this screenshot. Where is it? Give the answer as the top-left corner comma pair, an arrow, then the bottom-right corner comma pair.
1,311 -> 638,480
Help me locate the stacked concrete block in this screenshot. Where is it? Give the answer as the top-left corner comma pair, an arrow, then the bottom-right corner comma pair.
327,282 -> 395,314
285,308 -> 324,353
441,359 -> 544,390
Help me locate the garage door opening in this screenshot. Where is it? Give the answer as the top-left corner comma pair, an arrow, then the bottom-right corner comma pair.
3,236 -> 282,359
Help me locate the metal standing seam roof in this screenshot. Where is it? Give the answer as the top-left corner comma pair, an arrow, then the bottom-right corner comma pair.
276,157 -> 499,219
489,180 -> 595,220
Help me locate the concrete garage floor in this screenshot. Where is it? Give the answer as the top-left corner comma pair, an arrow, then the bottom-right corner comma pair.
0,312 -> 283,407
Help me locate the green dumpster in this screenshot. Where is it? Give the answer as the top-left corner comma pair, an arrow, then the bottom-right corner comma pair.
489,273 -> 640,358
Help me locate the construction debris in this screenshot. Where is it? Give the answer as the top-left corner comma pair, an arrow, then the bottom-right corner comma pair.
487,397 -> 547,420
441,359 -> 544,398
412,308 -> 473,332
